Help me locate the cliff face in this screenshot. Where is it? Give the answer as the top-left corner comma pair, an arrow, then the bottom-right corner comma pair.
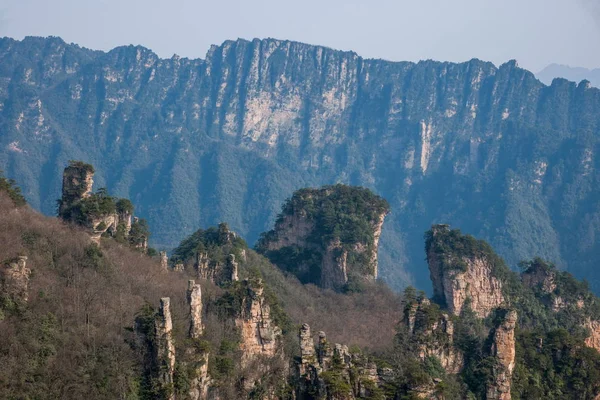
235,279 -> 282,366
258,185 -> 389,291
404,297 -> 463,374
487,310 -> 517,400
296,324 -> 382,400
426,225 -> 505,318
3,37 -> 600,291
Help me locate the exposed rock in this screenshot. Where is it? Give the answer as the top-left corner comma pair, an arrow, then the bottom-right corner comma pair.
258,185 -> 389,291
427,225 -> 505,318
295,324 -> 385,399
236,279 -> 282,366
187,280 -> 204,339
521,262 -> 557,293
58,161 -> 94,217
487,310 -> 517,400
174,262 -> 184,272
228,254 -> 239,282
584,319 -> 600,352
155,297 -> 176,400
160,251 -> 168,271
1,255 -> 31,302
188,351 -> 210,400
404,297 -> 463,374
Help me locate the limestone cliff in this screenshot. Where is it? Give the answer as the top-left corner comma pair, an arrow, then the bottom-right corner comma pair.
426,225 -> 506,318
235,278 -> 282,366
155,297 -> 176,400
404,297 -> 463,374
57,161 -> 94,217
295,324 -> 384,399
486,310 -> 517,400
258,185 -> 389,291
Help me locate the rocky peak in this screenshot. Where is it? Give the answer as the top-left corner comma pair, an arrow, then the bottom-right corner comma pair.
187,280 -> 203,339
426,224 -> 506,318
258,185 -> 389,291
404,296 -> 463,374
486,309 -> 517,400
1,255 -> 31,302
295,324 -> 384,399
155,297 -> 176,400
58,161 -> 94,217
235,278 -> 282,366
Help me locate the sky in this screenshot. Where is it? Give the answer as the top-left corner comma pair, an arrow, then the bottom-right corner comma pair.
0,0 -> 599,73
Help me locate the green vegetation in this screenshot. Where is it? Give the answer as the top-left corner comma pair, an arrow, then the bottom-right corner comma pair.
171,222 -> 247,265
257,184 -> 389,286
0,171 -> 26,206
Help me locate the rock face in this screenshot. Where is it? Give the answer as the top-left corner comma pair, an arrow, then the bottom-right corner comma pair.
187,280 -> 204,339
235,279 -> 282,366
4,37 -> 600,292
404,297 -> 463,374
426,225 -> 505,318
155,297 -> 176,400
160,251 -> 168,271
295,324 -> 383,400
584,319 -> 600,351
487,310 -> 517,400
58,162 -> 94,217
258,185 -> 389,291
1,256 -> 31,302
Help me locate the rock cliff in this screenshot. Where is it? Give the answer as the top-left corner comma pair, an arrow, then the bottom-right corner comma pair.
295,323 -> 384,399
235,278 -> 282,366
258,185 -> 389,291
404,297 -> 463,374
426,225 -> 506,318
486,310 -> 517,400
3,37 -> 600,291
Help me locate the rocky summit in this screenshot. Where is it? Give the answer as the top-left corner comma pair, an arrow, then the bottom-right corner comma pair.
2,37 -> 600,291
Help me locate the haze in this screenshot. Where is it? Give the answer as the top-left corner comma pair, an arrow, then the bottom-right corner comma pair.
1,0 -> 599,73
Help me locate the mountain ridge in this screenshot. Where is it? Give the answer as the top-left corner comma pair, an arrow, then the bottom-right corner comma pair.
2,36 -> 600,292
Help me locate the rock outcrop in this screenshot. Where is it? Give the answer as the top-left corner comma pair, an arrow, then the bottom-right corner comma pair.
426,225 -> 505,318
1,255 -> 31,302
58,161 -> 94,217
258,185 -> 389,291
187,280 -> 204,339
160,251 -> 169,271
155,297 -> 176,400
295,324 -> 383,399
235,278 -> 282,366
486,310 -> 517,400
404,297 -> 463,374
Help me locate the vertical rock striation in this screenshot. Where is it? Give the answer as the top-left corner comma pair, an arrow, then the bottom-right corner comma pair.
155,297 -> 176,400
426,224 -> 506,318
404,297 -> 463,374
487,310 -> 517,400
258,185 -> 389,291
187,280 -> 203,339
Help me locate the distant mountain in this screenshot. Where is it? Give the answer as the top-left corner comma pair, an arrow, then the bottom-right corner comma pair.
1,36 -> 600,293
536,63 -> 600,88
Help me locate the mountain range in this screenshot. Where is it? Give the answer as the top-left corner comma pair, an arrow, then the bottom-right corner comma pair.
1,36 -> 600,292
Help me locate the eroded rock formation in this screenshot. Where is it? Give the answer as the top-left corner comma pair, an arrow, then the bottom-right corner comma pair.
155,297 -> 176,400
187,280 -> 204,339
258,185 -> 389,291
295,324 -> 383,399
404,297 -> 463,374
427,224 -> 505,318
486,310 -> 517,400
236,278 -> 282,366
58,161 -> 94,216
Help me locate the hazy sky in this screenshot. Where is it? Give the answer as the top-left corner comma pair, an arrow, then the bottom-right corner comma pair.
1,0 -> 599,72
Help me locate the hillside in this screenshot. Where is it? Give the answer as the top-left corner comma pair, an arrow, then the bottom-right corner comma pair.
2,36 -> 600,293
4,171 -> 600,399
